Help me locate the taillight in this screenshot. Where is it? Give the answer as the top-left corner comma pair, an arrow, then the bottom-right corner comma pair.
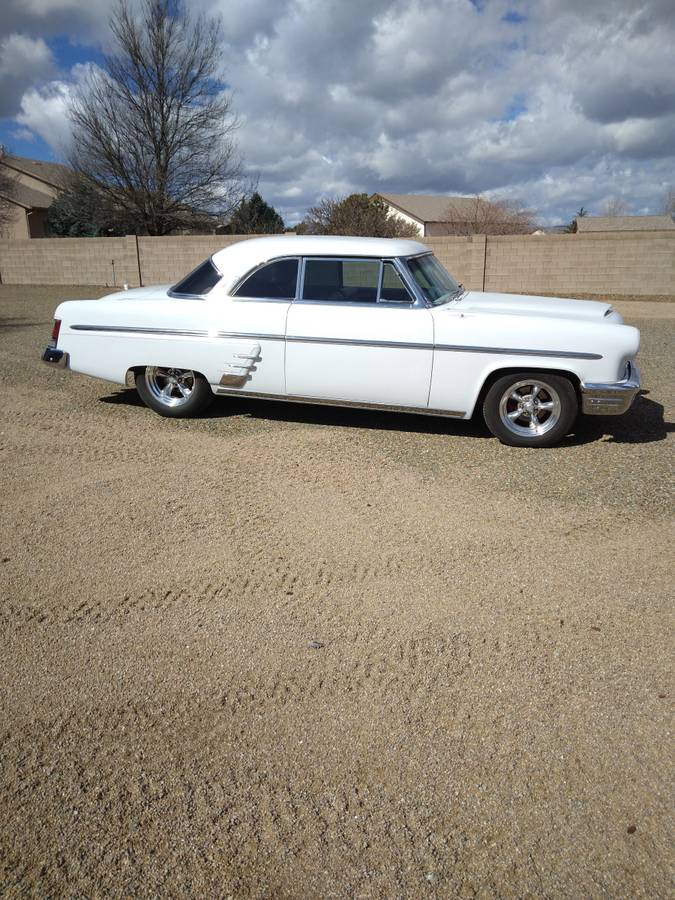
50,318 -> 61,348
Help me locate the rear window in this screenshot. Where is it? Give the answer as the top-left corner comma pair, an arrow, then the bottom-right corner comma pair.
170,258 -> 221,296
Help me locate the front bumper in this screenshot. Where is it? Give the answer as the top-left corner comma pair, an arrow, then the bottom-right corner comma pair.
581,361 -> 641,415
42,347 -> 69,369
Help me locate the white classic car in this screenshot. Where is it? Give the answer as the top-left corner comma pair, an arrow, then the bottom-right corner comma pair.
43,235 -> 641,447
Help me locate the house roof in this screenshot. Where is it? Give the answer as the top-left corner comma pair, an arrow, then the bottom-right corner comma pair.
576,214 -> 675,233
2,154 -> 72,190
376,193 -> 492,223
0,179 -> 55,210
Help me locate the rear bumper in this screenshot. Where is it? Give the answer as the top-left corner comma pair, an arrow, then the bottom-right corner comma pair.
581,361 -> 640,415
42,347 -> 69,369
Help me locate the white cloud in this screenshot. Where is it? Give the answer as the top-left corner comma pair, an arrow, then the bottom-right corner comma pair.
0,33 -> 55,116
14,82 -> 72,149
13,62 -> 98,153
10,127 -> 36,142
0,33 -> 52,78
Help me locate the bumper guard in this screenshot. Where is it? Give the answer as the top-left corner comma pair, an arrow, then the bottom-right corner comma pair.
581,361 -> 640,415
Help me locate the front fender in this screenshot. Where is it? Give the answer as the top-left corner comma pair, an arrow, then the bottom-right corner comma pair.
428,309 -> 639,417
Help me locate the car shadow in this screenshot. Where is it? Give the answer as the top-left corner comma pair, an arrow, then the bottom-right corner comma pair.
567,391 -> 672,445
99,388 -> 671,444
99,388 -> 491,438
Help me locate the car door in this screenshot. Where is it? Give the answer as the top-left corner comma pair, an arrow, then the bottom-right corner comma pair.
215,257 -> 299,394
285,257 -> 433,408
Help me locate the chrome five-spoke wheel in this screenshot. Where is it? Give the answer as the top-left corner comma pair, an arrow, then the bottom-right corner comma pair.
145,366 -> 196,408
498,379 -> 561,438
483,372 -> 578,447
136,365 -> 214,418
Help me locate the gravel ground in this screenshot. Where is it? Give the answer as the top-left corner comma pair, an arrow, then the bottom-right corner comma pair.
1,285 -> 673,898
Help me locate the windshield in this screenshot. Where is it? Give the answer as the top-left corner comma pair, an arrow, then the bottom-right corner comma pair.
405,254 -> 462,306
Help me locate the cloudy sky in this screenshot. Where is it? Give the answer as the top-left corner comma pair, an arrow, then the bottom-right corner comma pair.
1,0 -> 674,225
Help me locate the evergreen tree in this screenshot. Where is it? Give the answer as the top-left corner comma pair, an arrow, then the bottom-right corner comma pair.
227,192 -> 285,233
46,179 -> 140,236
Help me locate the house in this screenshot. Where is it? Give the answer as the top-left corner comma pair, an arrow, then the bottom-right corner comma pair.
575,214 -> 675,234
0,154 -> 72,239
374,193 -> 530,236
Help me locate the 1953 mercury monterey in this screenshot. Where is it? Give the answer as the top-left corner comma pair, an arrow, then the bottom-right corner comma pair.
42,235 -> 640,447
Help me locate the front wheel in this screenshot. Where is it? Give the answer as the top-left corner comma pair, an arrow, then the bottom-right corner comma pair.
136,366 -> 214,418
483,373 -> 578,447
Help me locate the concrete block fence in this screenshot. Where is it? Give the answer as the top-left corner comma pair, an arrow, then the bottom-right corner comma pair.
1,231 -> 673,297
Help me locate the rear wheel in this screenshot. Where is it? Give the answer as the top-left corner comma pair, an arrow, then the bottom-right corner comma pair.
136,366 -> 214,418
483,373 -> 578,447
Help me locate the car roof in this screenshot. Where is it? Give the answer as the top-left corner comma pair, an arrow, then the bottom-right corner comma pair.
212,235 -> 430,290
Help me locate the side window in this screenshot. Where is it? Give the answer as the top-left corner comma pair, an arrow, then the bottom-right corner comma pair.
380,262 -> 413,303
234,258 -> 298,299
302,259 -> 380,302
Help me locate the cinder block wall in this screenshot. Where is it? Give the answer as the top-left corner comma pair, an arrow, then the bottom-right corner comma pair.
482,231 -> 675,296
424,236 -> 486,290
1,231 -> 674,297
136,235 -> 259,284
0,236 -> 140,286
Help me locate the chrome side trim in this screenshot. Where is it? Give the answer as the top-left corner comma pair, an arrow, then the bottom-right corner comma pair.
286,334 -> 430,350
219,342 -> 261,386
214,387 -> 465,419
231,296 -> 291,304
581,361 -> 641,415
69,324 -> 601,359
217,330 -> 284,342
71,324 -> 210,337
220,373 -> 249,387
70,325 -> 285,341
290,299 -> 416,309
434,344 -> 603,360
288,335 -> 600,358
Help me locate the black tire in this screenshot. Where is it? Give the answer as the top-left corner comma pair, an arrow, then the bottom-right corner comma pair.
136,366 -> 214,418
483,372 -> 578,447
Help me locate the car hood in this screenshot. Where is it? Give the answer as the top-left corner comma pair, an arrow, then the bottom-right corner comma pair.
453,291 -> 617,322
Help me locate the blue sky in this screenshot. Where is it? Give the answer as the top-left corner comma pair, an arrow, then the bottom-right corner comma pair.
1,0 -> 674,225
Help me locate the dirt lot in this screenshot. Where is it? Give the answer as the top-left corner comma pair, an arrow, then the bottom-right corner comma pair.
1,286 -> 673,897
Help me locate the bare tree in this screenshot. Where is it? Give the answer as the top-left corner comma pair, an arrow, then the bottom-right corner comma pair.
68,0 -> 242,235
304,194 -> 419,237
434,195 -> 537,235
565,206 -> 587,233
602,197 -> 629,217
663,187 -> 675,216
